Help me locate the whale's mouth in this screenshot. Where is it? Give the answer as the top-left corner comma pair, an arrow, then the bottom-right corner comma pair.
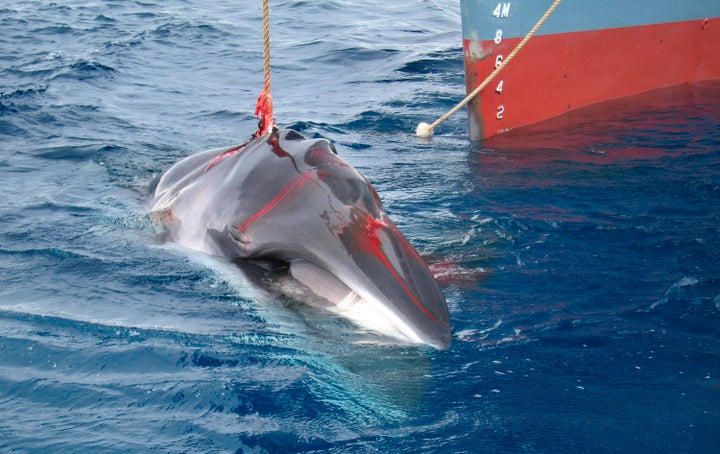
286,260 -> 412,344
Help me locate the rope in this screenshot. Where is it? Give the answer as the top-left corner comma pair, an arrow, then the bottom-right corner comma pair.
261,0 -> 271,94
416,0 -> 562,138
254,0 -> 275,137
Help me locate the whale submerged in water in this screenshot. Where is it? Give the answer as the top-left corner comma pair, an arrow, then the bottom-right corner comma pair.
148,129 -> 451,349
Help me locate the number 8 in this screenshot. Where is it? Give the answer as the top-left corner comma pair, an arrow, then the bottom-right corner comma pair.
494,29 -> 502,44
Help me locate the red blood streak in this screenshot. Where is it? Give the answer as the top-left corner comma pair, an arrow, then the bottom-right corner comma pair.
238,171 -> 313,239
204,144 -> 247,173
358,214 -> 440,323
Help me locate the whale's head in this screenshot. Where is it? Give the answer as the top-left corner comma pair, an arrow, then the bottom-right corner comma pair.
149,129 -> 451,349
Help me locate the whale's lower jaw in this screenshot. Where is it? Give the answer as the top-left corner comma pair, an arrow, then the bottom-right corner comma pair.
287,260 -> 429,347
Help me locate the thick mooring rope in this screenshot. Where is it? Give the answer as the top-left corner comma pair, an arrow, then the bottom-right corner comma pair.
416,0 -> 563,138
254,0 -> 275,136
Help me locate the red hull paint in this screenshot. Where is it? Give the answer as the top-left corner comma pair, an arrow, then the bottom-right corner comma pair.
464,18 -> 720,140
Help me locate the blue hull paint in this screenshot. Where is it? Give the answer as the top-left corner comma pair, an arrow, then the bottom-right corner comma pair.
461,0 -> 720,39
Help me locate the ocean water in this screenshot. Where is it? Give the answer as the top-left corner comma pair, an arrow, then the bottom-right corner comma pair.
1,1 -> 719,452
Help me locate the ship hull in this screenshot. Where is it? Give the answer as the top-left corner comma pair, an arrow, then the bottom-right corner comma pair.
461,1 -> 720,140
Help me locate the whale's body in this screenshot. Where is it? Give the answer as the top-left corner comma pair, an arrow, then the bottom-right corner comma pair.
149,129 -> 451,349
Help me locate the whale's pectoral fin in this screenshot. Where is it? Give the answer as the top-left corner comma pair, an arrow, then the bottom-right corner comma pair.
207,225 -> 251,258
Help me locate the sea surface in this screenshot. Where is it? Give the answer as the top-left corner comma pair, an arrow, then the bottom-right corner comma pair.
2,1 -> 719,452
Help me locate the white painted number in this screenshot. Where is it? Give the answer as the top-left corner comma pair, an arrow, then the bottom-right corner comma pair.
491,3 -> 509,121
494,29 -> 503,44
495,54 -> 504,68
492,2 -> 511,18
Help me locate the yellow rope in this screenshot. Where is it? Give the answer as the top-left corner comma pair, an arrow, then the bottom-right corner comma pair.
261,0 -> 271,95
254,0 -> 275,136
416,0 -> 563,138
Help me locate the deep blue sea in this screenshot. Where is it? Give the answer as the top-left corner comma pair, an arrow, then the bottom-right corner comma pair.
2,1 -> 720,452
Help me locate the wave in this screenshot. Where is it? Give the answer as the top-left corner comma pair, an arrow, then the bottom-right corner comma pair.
0,86 -> 48,100
0,247 -> 87,260
339,110 -> 411,134
285,120 -> 347,137
4,56 -> 116,85
149,21 -> 226,48
50,59 -> 117,82
190,109 -> 254,122
305,46 -> 400,65
392,48 -> 464,79
31,143 -> 115,162
646,276 -> 720,337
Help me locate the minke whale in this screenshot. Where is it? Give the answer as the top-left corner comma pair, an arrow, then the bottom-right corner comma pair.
148,129 -> 451,349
